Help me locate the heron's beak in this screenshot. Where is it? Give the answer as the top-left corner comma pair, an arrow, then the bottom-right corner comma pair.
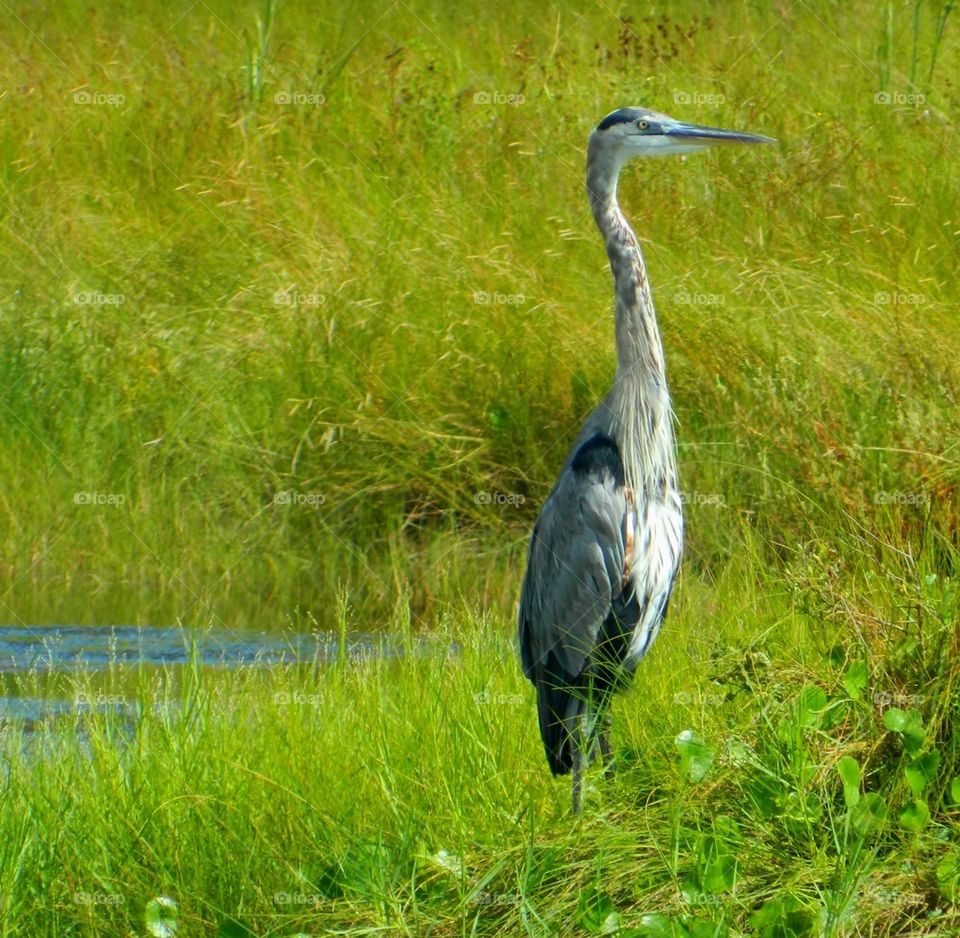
663,121 -> 777,147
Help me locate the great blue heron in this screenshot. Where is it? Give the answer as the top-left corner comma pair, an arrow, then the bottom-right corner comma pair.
518,107 -> 775,813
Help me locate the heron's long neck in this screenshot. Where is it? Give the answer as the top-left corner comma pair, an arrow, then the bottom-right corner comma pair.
586,148 -> 676,493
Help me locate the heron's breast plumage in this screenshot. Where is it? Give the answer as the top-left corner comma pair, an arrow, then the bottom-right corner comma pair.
621,486 -> 683,671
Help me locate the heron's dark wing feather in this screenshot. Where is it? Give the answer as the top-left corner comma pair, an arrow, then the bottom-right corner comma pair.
519,435 -> 630,683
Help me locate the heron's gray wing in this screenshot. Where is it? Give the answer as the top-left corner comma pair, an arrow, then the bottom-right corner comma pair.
519,435 -> 630,682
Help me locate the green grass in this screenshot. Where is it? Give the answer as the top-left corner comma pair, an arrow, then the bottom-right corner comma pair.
0,0 -> 957,628
0,0 -> 959,934
3,564 -> 959,935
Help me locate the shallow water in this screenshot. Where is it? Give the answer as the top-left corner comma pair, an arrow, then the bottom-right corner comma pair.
0,624 -> 414,673
0,624 -> 454,731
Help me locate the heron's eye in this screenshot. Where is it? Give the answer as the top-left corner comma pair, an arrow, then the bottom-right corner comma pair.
637,120 -> 649,131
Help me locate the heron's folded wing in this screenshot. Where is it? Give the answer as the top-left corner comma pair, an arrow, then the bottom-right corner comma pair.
519,461 -> 629,682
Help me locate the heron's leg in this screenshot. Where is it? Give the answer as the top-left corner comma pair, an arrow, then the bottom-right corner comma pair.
571,718 -> 583,814
599,710 -> 615,779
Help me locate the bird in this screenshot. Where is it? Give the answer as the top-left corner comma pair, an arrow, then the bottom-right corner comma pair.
518,107 -> 775,813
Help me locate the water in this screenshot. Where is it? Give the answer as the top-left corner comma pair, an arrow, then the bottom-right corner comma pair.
0,625 -> 454,732
0,624 -> 412,673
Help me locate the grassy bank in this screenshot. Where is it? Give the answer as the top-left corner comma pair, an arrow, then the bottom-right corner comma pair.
1,0 -> 959,934
2,557 -> 959,936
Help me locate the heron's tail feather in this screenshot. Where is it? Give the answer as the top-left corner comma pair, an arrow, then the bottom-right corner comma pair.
536,678 -> 586,776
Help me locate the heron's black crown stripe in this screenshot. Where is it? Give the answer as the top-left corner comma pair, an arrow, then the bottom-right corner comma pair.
596,108 -> 643,131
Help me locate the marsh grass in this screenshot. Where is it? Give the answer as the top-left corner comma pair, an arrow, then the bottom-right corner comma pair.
1,0 -> 957,627
2,555 -> 959,936
0,0 -> 959,934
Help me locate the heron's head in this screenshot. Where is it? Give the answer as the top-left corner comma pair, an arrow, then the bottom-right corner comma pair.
589,107 -> 776,164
